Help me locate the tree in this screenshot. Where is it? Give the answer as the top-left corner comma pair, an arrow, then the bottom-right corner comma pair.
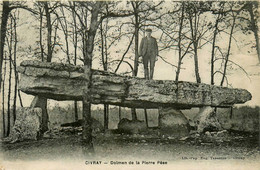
186,2 -> 202,83
0,1 -> 11,91
130,1 -> 142,121
220,5 -> 238,86
247,2 -> 260,63
210,2 -> 225,85
71,1 -> 79,121
12,12 -> 18,123
175,3 -> 185,82
1,52 -> 7,137
6,14 -> 14,136
100,16 -> 109,129
78,1 -> 105,155
238,1 -> 260,63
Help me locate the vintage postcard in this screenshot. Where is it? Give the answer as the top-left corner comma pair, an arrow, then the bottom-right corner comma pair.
0,0 -> 259,169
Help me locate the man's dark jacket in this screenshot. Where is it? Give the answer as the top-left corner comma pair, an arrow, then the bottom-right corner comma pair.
139,36 -> 158,57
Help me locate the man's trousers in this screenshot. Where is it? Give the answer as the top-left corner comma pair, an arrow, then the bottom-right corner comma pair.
143,54 -> 156,80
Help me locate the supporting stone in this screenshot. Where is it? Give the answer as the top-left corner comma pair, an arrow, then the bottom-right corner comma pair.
6,108 -> 42,142
30,96 -> 48,133
194,106 -> 222,133
158,108 -> 190,137
118,118 -> 147,134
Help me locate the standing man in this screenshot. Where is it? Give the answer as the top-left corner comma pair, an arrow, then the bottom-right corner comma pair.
139,29 -> 159,80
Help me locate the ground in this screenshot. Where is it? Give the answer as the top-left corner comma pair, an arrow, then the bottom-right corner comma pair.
0,106 -> 259,169
0,127 -> 259,170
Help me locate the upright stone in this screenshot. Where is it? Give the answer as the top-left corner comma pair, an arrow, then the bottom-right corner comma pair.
7,108 -> 42,142
118,118 -> 147,134
194,106 -> 222,133
30,96 -> 48,133
158,108 -> 190,137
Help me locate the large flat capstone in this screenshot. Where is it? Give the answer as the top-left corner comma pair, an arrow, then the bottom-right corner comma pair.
17,60 -> 252,109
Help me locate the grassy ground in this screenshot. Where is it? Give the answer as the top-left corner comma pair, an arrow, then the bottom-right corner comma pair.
0,128 -> 259,170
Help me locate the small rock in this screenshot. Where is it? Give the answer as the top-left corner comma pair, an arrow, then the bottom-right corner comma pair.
132,134 -> 138,138
179,137 -> 189,141
216,130 -> 228,137
205,131 -> 211,137
43,132 -> 51,138
168,136 -> 175,140
216,139 -> 223,143
195,133 -> 200,137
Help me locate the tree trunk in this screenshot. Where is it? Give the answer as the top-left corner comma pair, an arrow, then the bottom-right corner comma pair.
82,1 -> 104,156
18,89 -> 23,107
39,7 -> 44,62
221,14 -> 236,86
72,4 -> 79,122
44,2 -> 52,62
118,106 -> 121,120
248,3 -> 260,63
7,52 -> 12,136
133,6 -> 139,77
144,109 -> 148,128
12,15 -> 18,122
131,2 -> 140,121
211,14 -> 220,85
57,7 -> 70,64
2,57 -> 7,137
104,104 -> 109,130
0,1 -> 10,91
193,45 -> 201,83
175,4 -> 185,82
189,11 -> 201,83
7,16 -> 14,136
100,20 -> 109,129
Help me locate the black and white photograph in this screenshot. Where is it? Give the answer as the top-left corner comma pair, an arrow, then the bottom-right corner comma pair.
0,0 -> 259,169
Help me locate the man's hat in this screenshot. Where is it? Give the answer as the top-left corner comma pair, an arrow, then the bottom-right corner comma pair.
145,28 -> 152,32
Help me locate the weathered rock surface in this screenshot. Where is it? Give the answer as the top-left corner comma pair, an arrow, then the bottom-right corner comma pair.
18,60 -> 252,109
118,118 -> 147,134
203,130 -> 229,143
30,96 -> 48,133
6,108 -> 42,142
159,108 -> 190,136
194,106 -> 222,133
